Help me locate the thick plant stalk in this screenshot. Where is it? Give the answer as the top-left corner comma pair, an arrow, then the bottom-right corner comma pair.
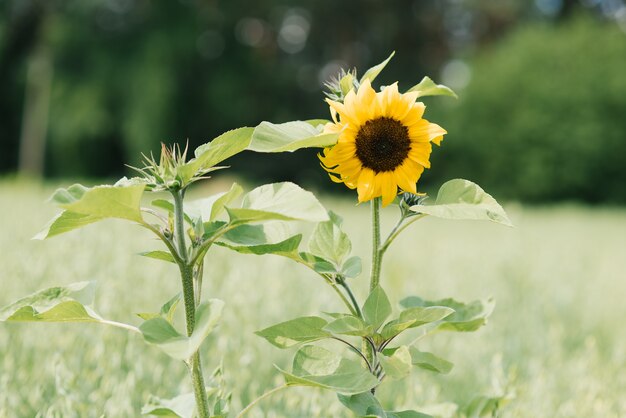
370,197 -> 382,291
173,190 -> 211,418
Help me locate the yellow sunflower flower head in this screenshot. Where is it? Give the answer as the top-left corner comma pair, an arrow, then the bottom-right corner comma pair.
319,79 -> 447,207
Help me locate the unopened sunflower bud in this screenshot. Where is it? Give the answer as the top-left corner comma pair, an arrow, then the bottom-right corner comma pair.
400,192 -> 428,217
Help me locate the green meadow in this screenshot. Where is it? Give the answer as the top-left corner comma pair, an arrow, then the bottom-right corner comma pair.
1,180 -> 625,417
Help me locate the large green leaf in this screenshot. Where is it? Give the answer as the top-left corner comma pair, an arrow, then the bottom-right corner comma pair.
181,127 -> 254,181
323,315 -> 373,337
400,296 -> 495,333
34,211 -> 102,240
360,51 -> 395,84
216,222 -> 302,258
248,120 -> 338,153
52,183 -> 145,222
141,393 -> 196,418
362,286 -> 392,330
255,316 -> 330,348
140,299 -> 224,360
410,179 -> 512,226
379,345 -> 412,379
308,211 -> 352,267
0,281 -> 98,322
406,76 -> 458,99
36,183 -> 146,238
226,182 -> 329,224
278,345 -> 379,395
0,281 -> 137,333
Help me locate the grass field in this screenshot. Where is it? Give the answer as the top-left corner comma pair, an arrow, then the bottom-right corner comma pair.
1,179 -> 625,418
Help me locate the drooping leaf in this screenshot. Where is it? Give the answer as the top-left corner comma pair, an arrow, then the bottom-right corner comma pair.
379,345 -> 412,380
226,182 -> 329,224
362,286 -> 392,330
255,316 -> 330,349
140,299 -> 224,360
308,211 -> 352,267
53,183 -> 145,223
410,179 -> 512,226
0,281 -> 98,322
408,348 -> 454,374
0,281 -> 137,333
248,121 -> 338,153
141,392 -> 196,418
216,222 -> 302,258
360,51 -> 395,84
33,211 -> 102,240
36,183 -> 146,238
406,76 -> 458,99
323,315 -> 373,337
400,296 -> 495,332
278,345 -> 379,395
140,251 -> 176,264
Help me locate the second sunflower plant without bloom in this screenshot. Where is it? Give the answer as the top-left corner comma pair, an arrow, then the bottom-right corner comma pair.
1,52 -> 512,417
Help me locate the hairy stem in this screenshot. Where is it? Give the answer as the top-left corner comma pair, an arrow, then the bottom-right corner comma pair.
370,197 -> 382,291
173,189 -> 211,418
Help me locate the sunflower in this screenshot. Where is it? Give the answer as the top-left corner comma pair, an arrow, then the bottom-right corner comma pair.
319,79 -> 447,207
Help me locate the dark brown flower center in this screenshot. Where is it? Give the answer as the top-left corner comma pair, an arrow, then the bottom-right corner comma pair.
355,117 -> 410,173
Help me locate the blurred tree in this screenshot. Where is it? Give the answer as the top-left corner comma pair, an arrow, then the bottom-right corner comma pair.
427,15 -> 626,203
1,0 -> 624,203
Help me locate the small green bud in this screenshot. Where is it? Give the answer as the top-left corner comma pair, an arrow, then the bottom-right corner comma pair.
400,192 -> 428,217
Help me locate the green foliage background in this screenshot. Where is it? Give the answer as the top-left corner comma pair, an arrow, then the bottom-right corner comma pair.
427,17 -> 626,203
2,1 -> 625,202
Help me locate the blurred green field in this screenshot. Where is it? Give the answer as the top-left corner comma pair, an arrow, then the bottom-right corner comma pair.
1,179 -> 625,418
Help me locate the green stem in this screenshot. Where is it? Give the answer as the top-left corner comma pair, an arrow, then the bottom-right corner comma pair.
172,189 -> 211,418
236,385 -> 288,418
338,280 -> 362,318
380,214 -> 426,255
370,197 -> 382,291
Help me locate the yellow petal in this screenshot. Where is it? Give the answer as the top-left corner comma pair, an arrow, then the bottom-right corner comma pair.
408,143 -> 432,168
357,168 -> 376,202
355,79 -> 377,121
326,98 -> 360,127
380,172 -> 398,207
401,103 -> 426,126
394,163 -> 417,194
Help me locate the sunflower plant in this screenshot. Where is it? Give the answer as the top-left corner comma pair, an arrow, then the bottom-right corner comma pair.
0,53 -> 511,418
